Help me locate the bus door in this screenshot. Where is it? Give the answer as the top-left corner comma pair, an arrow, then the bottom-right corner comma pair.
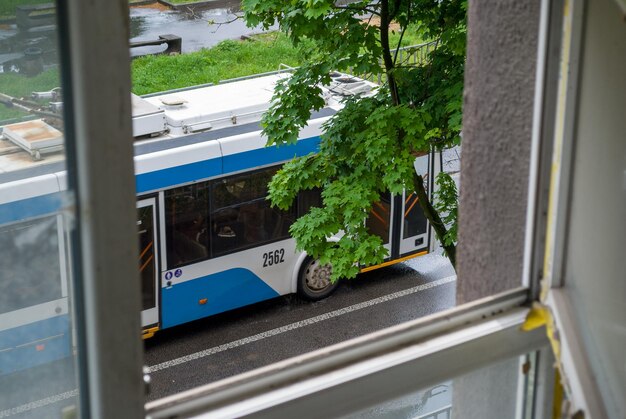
366,192 -> 394,260
398,154 -> 430,256
137,198 -> 159,329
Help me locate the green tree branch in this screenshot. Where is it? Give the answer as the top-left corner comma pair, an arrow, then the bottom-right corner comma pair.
243,0 -> 466,277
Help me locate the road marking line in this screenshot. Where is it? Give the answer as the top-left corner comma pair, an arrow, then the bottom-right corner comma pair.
0,389 -> 78,418
0,275 -> 456,417
148,275 -> 456,373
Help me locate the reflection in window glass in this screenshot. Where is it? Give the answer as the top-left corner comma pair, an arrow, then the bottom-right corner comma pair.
211,169 -> 274,209
163,167 -> 297,267
366,192 -> 392,245
0,216 -> 62,314
138,205 -> 157,311
210,166 -> 295,257
562,4 -> 626,413
403,192 -> 427,239
344,381 -> 454,419
0,1 -> 79,416
298,187 -> 322,217
164,182 -> 210,269
343,355 -> 532,419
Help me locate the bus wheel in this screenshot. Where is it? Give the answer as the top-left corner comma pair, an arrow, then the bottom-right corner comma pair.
297,257 -> 339,301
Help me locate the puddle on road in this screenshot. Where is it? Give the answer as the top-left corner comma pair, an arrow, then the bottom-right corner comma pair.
129,1 -> 275,55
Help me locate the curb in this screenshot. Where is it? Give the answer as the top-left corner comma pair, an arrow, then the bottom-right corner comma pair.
130,0 -> 159,5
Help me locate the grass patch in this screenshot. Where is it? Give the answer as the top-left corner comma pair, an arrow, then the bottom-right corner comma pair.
0,68 -> 59,97
132,33 -> 301,95
132,31 -> 428,95
0,107 -> 28,122
389,25 -> 428,49
0,68 -> 59,122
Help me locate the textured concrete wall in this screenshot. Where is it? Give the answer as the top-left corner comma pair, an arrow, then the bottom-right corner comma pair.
457,0 -> 541,304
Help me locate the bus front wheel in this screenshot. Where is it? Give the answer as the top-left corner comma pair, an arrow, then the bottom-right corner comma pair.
297,257 -> 339,301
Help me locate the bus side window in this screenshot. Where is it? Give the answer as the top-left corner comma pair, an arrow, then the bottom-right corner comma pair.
261,202 -> 295,242
366,192 -> 392,245
164,182 -> 210,269
403,192 -> 427,238
210,166 -> 295,257
298,188 -> 322,217
210,173 -> 250,256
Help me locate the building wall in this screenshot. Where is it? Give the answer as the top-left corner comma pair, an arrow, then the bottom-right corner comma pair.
452,2 -> 542,416
457,0 -> 541,303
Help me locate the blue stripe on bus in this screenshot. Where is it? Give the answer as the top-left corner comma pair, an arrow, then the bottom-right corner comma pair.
161,268 -> 280,329
222,136 -> 320,174
0,315 -> 71,375
135,136 -> 321,193
0,192 -> 64,224
136,157 -> 222,194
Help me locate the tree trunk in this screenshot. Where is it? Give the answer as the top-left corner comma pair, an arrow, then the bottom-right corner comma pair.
379,0 -> 455,269
379,0 -> 400,106
413,172 -> 457,269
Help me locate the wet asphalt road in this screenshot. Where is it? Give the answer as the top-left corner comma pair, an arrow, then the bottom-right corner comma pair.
129,1 -> 276,56
143,253 -> 456,401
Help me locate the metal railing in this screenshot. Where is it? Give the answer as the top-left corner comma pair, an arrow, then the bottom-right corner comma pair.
353,40 -> 439,84
394,40 -> 438,66
216,42 -> 438,87
416,405 -> 453,419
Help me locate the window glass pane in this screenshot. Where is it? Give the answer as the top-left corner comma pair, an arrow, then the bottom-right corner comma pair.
0,217 -> 62,313
239,199 -> 294,244
298,188 -> 322,217
0,1 -> 79,416
403,191 -> 427,239
211,168 -> 274,210
210,166 -> 294,256
342,355 -> 534,419
561,2 -> 626,414
366,192 -> 392,245
164,182 -> 210,269
138,205 -> 156,311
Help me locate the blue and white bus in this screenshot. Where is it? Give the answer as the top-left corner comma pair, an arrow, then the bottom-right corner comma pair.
0,71 -> 435,374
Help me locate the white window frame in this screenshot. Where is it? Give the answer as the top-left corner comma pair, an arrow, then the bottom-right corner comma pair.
537,0 -> 620,417
59,0 -> 145,417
